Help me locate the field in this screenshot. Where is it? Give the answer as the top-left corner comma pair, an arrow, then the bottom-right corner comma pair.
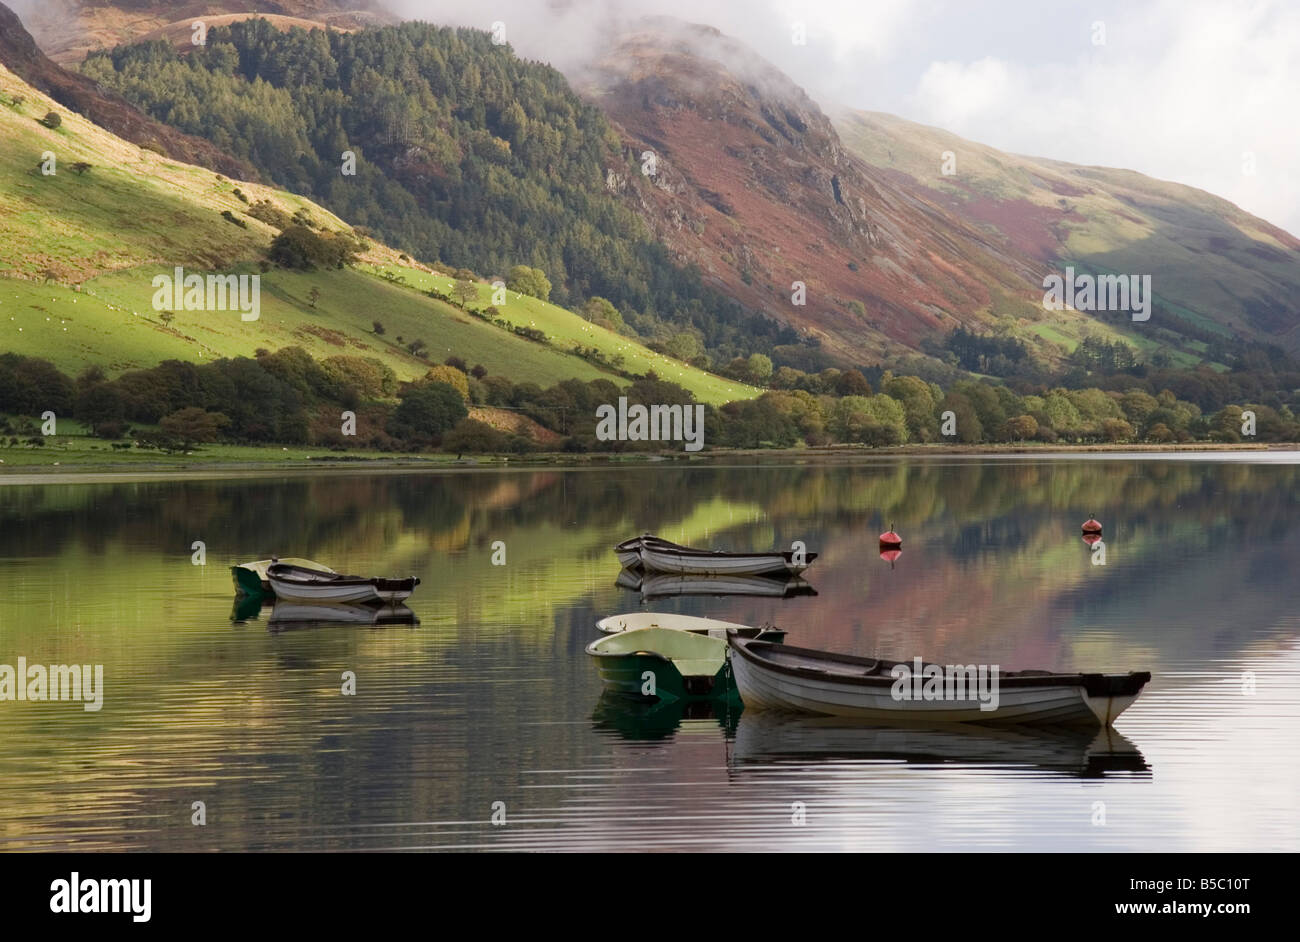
0,63 -> 757,404
365,265 -> 759,403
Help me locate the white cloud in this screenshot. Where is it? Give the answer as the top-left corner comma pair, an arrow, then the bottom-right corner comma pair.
900,0 -> 1300,234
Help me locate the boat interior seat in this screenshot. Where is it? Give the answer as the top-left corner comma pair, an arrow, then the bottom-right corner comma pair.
671,658 -> 725,676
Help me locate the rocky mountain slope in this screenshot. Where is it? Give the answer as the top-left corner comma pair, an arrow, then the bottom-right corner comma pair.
576,19 -> 1051,363
578,17 -> 1299,362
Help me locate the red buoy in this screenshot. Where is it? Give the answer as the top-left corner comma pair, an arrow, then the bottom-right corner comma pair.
879,523 -> 902,548
1081,516 -> 1102,534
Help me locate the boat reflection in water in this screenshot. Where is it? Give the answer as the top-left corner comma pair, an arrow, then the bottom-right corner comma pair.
591,690 -> 741,742
265,600 -> 420,633
230,593 -> 270,624
730,712 -> 1149,779
232,593 -> 419,631
615,567 -> 816,600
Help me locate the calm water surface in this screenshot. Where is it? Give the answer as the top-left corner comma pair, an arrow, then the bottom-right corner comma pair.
1,456 -> 1297,851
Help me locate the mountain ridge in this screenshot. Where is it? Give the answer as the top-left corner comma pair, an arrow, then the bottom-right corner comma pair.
10,4 -> 1299,370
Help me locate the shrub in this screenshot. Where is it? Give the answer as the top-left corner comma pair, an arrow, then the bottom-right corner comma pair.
39,111 -> 62,129
387,382 -> 468,445
247,199 -> 293,230
425,364 -> 469,401
442,418 -> 509,454
94,421 -> 127,440
268,225 -> 359,270
505,265 -> 551,301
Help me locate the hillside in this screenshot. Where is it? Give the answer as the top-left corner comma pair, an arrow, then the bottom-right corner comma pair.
0,1 -> 255,178
574,18 -> 1049,364
837,110 -> 1300,357
0,59 -> 754,403
77,18 -> 799,365
578,18 -> 1300,366
14,4 -> 1300,379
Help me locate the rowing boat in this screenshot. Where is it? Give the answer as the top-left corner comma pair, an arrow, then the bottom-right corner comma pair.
613,534 -> 695,568
614,534 -> 816,576
727,636 -> 1150,727
231,557 -> 334,597
266,562 -> 420,604
596,611 -> 786,642
587,626 -> 740,702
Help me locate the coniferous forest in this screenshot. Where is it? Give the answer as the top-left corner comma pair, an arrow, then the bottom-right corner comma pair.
81,21 -> 799,362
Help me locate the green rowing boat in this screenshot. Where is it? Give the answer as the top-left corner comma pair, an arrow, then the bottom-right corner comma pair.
586,626 -> 747,703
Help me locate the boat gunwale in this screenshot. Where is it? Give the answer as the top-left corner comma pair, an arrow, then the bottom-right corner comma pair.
267,563 -> 420,591
728,636 -> 1151,696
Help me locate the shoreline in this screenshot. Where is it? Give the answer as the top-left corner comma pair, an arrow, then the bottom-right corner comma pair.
0,441 -> 1296,482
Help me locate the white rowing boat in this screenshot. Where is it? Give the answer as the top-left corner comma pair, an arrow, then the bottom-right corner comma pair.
727,636 -> 1150,727
266,563 -> 420,604
613,534 -> 817,576
232,557 -> 334,596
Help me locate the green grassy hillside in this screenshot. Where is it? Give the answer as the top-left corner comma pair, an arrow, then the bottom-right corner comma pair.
0,62 -> 756,404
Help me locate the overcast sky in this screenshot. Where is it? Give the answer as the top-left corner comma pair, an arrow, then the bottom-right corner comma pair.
393,0 -> 1300,237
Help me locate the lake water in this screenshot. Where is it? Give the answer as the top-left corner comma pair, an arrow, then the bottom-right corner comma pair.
1,455 -> 1297,851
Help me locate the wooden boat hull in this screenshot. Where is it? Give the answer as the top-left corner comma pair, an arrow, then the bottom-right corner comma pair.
613,534 -> 693,569
266,563 -> 420,605
728,637 -> 1149,727
592,653 -> 737,703
587,626 -> 741,703
267,575 -> 382,604
614,534 -> 816,576
638,545 -> 815,576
